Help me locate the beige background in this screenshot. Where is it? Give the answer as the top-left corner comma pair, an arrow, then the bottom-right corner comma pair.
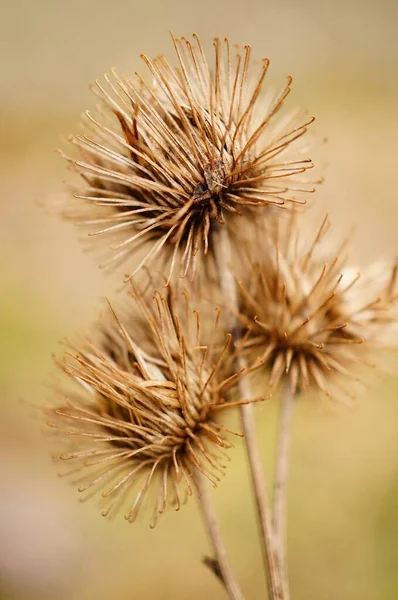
1,0 -> 398,598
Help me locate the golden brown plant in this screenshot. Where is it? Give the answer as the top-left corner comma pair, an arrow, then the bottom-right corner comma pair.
43,30 -> 398,600
47,286 -> 262,526
60,33 -> 315,281
43,29 -> 398,600
236,214 -> 398,398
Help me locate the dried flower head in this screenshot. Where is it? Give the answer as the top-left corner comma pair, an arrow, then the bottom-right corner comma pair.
236,214 -> 398,399
47,286 -> 261,526
61,33 -> 315,281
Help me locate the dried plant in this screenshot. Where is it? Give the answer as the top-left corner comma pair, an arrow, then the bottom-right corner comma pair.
236,214 -> 398,398
60,34 -> 315,281
233,213 -> 398,595
43,31 -> 398,600
47,286 -> 262,528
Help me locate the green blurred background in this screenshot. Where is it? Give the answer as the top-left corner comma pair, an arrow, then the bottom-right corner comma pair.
1,0 -> 398,598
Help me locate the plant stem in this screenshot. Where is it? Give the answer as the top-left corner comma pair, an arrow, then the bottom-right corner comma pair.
273,382 -> 295,597
194,468 -> 246,600
212,225 -> 285,600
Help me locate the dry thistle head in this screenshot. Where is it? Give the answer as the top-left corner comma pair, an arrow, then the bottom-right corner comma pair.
236,214 -> 398,399
46,286 -> 261,526
60,33 -> 315,281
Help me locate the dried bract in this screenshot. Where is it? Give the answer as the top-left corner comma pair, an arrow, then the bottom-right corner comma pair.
237,215 -> 398,398
61,33 -> 315,280
47,287 -> 261,525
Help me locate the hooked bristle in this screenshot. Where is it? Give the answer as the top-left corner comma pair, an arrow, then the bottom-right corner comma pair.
60,33 -> 315,282
236,213 -> 398,400
46,284 -> 262,526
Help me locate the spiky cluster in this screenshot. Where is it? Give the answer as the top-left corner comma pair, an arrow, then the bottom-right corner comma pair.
61,34 -> 315,280
236,215 -> 398,398
47,287 -> 261,525
47,32 -> 398,536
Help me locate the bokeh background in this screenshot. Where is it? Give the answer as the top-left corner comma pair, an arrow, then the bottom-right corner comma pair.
1,0 -> 398,598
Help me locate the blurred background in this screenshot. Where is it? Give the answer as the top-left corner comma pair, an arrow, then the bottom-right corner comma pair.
1,0 -> 398,598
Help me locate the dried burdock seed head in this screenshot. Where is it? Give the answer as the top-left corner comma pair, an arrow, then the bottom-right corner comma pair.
236,214 -> 398,399
60,33 -> 315,281
339,259 -> 398,343
46,286 -> 263,526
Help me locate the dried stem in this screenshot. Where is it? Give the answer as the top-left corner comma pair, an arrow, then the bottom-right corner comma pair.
212,225 -> 285,600
273,382 -> 295,597
194,468 -> 246,600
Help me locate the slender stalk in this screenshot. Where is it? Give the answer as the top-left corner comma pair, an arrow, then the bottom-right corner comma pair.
194,468 -> 246,600
273,381 -> 295,597
212,225 -> 285,600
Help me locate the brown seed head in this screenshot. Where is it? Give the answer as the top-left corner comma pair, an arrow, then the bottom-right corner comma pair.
47,286 -> 262,526
60,33 -> 315,281
237,214 -> 398,399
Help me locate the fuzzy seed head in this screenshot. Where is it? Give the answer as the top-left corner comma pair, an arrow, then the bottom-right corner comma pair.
237,215 -> 398,399
47,287 -> 259,526
61,34 -> 315,281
